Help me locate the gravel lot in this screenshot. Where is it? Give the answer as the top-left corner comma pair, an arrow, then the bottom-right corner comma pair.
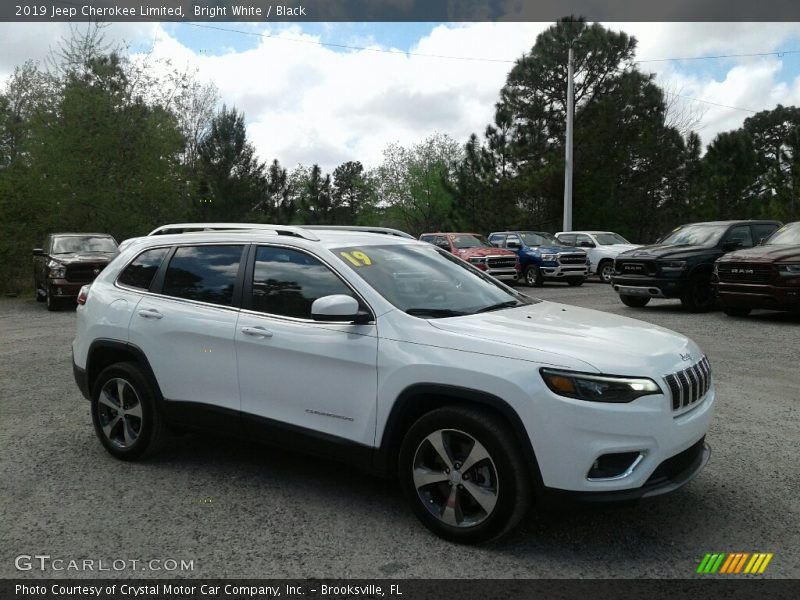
1,284 -> 798,579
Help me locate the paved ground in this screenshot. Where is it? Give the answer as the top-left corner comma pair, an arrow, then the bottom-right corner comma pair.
1,284 -> 798,579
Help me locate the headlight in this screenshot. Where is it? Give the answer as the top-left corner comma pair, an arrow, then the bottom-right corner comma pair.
777,264 -> 800,276
659,260 -> 686,272
47,259 -> 66,278
540,253 -> 557,261
540,368 -> 662,403
468,256 -> 486,265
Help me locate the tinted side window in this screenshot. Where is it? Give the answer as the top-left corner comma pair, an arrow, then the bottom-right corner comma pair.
752,223 -> 779,243
726,225 -> 754,248
488,234 -> 505,248
506,235 -> 521,247
420,235 -> 435,243
162,245 -> 243,306
558,234 -> 577,246
251,246 -> 355,319
118,247 -> 169,290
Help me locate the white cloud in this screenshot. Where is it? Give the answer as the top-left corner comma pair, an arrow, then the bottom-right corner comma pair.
5,21 -> 800,169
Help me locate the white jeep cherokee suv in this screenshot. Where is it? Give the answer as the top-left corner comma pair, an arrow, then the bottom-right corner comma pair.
72,226 -> 714,543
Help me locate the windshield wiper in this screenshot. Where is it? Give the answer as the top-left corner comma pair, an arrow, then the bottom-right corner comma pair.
475,300 -> 522,313
405,308 -> 469,318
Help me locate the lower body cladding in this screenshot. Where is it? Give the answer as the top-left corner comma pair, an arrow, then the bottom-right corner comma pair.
523,385 -> 715,498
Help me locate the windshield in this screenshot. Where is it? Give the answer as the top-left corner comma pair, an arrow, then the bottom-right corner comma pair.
766,222 -> 800,245
333,244 -> 534,318
520,232 -> 559,247
451,234 -> 489,249
52,236 -> 118,254
658,224 -> 727,247
595,233 -> 631,245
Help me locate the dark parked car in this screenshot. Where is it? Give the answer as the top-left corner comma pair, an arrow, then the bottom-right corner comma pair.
714,221 -> 800,316
33,233 -> 118,310
611,220 -> 781,312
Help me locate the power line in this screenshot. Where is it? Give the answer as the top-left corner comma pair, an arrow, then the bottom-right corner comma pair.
635,49 -> 800,63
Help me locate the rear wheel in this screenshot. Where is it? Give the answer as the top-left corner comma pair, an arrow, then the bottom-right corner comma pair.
619,294 -> 651,308
91,362 -> 167,460
598,260 -> 614,284
723,306 -> 752,317
524,265 -> 543,287
398,406 -> 532,544
680,274 -> 715,313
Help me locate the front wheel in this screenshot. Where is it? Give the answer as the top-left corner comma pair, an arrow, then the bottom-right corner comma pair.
523,265 -> 543,287
398,406 -> 532,544
723,306 -> 752,317
619,294 -> 651,308
45,288 -> 60,311
598,260 -> 614,284
91,362 -> 167,460
680,275 -> 715,313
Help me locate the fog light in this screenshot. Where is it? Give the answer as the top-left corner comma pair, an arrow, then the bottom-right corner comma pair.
587,452 -> 643,480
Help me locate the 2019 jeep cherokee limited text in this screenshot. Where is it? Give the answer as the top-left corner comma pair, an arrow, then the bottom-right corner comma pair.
73,227 -> 714,543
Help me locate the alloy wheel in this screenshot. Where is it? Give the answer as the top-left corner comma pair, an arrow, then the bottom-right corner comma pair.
97,378 -> 143,449
412,428 -> 499,528
600,263 -> 614,283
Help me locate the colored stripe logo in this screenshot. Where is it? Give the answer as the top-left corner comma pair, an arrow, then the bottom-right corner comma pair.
697,552 -> 773,574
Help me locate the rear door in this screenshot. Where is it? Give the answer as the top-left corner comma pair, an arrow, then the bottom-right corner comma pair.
128,244 -> 245,420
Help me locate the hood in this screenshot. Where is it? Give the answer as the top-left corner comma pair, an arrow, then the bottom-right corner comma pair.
429,302 -> 699,377
718,244 -> 800,263
605,243 -> 640,253
457,247 -> 516,258
617,244 -> 716,260
48,252 -> 116,264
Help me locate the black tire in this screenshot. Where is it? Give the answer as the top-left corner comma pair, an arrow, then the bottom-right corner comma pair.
91,362 -> 167,461
723,306 -> 752,317
598,260 -> 614,284
45,288 -> 59,311
35,284 -> 45,302
680,274 -> 715,313
398,406 -> 532,544
566,278 -> 584,287
523,265 -> 543,287
619,294 -> 651,308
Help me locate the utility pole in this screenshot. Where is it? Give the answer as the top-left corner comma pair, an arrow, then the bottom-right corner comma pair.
563,44 -> 574,232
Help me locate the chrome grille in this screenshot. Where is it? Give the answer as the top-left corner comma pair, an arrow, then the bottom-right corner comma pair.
558,253 -> 587,265
717,263 -> 771,283
486,256 -> 517,269
665,357 -> 711,411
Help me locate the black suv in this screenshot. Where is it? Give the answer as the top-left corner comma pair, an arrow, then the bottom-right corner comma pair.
611,220 -> 781,312
33,233 -> 118,310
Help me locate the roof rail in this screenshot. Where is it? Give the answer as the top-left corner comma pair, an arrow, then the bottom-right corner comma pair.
300,225 -> 415,239
147,223 -> 320,241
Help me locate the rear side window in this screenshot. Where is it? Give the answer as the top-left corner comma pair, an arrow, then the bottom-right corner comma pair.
162,245 -> 244,306
118,247 -> 169,290
250,246 -> 355,319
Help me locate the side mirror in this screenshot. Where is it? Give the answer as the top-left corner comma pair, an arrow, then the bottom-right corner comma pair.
311,294 -> 368,323
489,241 -> 502,248
506,241 -> 521,249
33,248 -> 44,256
758,237 -> 767,246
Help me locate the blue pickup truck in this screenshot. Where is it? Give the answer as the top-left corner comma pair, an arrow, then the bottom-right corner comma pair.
488,231 -> 589,286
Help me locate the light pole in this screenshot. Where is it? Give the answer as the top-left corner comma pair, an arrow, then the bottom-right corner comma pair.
563,43 -> 574,232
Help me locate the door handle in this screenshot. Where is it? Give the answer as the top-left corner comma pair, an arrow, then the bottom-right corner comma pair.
241,326 -> 273,338
137,308 -> 163,319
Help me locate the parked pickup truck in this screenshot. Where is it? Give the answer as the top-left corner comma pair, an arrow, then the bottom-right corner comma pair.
611,220 -> 781,312
488,231 -> 588,286
555,231 -> 640,283
419,232 -> 519,282
713,221 -> 800,316
33,233 -> 119,310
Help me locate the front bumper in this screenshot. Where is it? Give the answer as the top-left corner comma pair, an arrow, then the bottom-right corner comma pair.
716,281 -> 800,311
488,269 -> 519,281
612,275 -> 686,298
540,263 -> 588,279
47,279 -> 86,299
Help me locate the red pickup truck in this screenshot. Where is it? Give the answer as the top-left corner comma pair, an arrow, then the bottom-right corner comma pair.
419,232 -> 519,282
